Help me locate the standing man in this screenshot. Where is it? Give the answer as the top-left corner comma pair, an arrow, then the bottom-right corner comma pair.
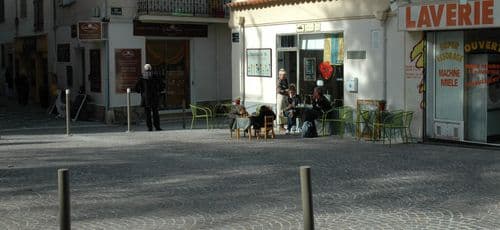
135,64 -> 165,131
276,68 -> 289,132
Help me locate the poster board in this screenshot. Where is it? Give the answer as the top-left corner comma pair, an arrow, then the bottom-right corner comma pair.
115,49 -> 141,93
304,57 -> 316,81
246,48 -> 272,77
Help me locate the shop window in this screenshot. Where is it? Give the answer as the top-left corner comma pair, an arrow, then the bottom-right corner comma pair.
279,35 -> 296,48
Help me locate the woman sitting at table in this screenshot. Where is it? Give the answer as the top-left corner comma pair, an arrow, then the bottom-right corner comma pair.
284,84 -> 301,134
251,105 -> 276,130
229,97 -> 247,129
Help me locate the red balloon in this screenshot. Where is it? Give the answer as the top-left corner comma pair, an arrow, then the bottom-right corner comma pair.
319,61 -> 334,80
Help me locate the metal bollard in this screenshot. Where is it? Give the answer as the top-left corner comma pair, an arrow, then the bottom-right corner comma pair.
126,88 -> 131,132
300,166 -> 314,230
65,89 -> 70,136
58,169 -> 71,230
182,99 -> 186,129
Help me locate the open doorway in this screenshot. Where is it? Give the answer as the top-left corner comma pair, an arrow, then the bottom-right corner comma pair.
277,51 -> 297,90
299,33 -> 344,106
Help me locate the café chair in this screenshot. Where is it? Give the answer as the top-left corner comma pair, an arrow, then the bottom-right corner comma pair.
355,109 -> 375,140
257,115 -> 275,140
374,110 -> 413,146
322,106 -> 353,137
214,103 -> 233,128
190,104 -> 212,130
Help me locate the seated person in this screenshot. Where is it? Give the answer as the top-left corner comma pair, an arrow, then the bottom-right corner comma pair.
229,97 -> 247,129
251,105 -> 276,130
284,85 -> 301,134
302,87 -> 332,129
239,106 -> 249,117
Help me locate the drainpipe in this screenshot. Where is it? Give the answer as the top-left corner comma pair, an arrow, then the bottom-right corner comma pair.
374,9 -> 389,103
239,16 -> 245,106
383,16 -> 387,102
215,25 -> 220,102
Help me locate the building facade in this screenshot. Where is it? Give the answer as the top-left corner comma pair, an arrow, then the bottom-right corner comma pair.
228,0 -> 500,146
0,0 -> 232,121
400,0 -> 500,145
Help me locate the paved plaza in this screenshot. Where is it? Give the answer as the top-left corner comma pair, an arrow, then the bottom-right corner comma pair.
1,102 -> 500,229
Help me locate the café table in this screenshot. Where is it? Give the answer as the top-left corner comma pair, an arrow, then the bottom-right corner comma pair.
232,116 -> 253,140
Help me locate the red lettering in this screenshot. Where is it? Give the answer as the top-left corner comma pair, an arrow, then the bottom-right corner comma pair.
483,0 -> 494,24
446,4 -> 458,26
474,1 -> 481,24
406,7 -> 416,28
429,5 -> 445,27
441,78 -> 459,87
439,69 -> 460,77
458,4 -> 472,25
418,6 -> 432,28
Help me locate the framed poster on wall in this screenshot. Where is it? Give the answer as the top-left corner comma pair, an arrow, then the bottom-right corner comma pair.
247,48 -> 272,77
304,57 -> 316,81
115,49 -> 141,93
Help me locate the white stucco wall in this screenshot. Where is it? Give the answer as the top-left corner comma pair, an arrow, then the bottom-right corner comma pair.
105,23 -> 231,108
192,24 -> 232,103
232,18 -> 388,109
107,22 -> 144,108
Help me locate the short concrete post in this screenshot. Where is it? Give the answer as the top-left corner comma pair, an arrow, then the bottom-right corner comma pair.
126,88 -> 131,132
300,166 -> 314,230
65,89 -> 70,136
58,169 -> 71,230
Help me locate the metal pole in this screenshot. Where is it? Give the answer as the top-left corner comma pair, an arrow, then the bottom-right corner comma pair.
127,88 -> 131,132
182,99 -> 186,129
58,169 -> 70,230
300,166 -> 314,230
65,89 -> 70,136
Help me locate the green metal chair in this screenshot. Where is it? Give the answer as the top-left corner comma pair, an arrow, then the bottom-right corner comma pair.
322,106 -> 354,137
190,104 -> 212,129
376,111 -> 406,146
402,111 -> 414,143
355,109 -> 375,140
214,103 -> 233,128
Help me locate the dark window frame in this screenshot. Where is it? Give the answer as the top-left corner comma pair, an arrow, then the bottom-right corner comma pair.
34,0 -> 44,32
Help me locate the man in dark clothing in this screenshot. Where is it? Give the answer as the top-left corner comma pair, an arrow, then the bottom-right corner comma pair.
134,64 -> 165,131
302,87 -> 332,133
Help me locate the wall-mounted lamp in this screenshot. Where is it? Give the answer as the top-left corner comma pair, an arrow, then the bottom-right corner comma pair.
238,17 -> 245,26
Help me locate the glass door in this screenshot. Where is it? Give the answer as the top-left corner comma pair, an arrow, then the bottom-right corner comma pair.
146,40 -> 190,109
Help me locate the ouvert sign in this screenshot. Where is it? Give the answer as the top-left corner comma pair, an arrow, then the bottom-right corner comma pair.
399,0 -> 499,31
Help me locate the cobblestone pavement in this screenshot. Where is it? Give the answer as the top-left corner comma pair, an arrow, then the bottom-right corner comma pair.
1,101 -> 500,229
